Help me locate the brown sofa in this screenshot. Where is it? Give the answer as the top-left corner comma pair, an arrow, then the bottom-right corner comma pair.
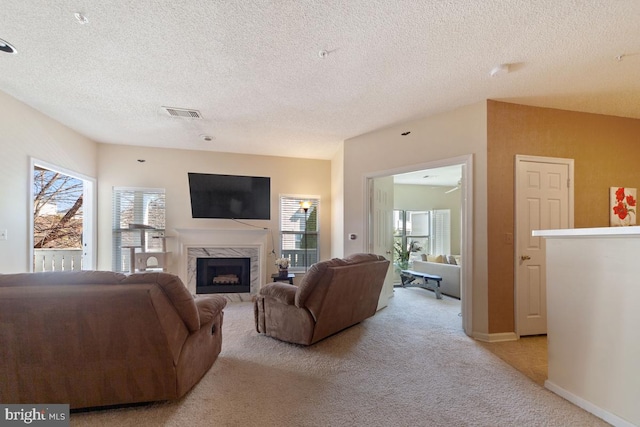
0,271 -> 226,409
254,253 -> 390,345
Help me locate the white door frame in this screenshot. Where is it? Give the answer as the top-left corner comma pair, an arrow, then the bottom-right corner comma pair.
514,155 -> 574,336
367,175 -> 395,310
29,158 -> 97,271
363,154 -> 474,336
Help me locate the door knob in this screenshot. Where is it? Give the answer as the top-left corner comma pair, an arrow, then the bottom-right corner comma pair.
520,255 -> 531,261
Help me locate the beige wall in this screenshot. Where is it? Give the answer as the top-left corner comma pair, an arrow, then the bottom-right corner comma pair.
331,142 -> 345,258
0,90 -> 97,273
487,100 -> 640,333
96,144 -> 332,282
9,85 -> 637,338
343,102 -> 489,335
394,184 -> 462,255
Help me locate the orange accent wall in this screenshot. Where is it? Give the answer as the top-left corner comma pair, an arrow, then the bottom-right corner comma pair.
487,100 -> 640,333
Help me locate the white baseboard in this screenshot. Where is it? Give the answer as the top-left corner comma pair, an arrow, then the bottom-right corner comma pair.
545,380 -> 636,427
472,331 -> 518,342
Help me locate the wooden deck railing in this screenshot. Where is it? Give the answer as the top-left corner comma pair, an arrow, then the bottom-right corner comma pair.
34,249 -> 83,272
32,248 -> 315,273
281,249 -> 318,269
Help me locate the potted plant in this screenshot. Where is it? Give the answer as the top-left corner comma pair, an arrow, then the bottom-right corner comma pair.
394,240 -> 422,272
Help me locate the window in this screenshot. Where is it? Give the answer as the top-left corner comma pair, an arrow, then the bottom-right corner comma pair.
392,208 -> 451,267
112,187 -> 165,272
279,196 -> 319,271
430,209 -> 451,255
393,210 -> 430,268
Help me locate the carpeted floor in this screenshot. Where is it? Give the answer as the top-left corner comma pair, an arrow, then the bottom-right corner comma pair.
71,287 -> 609,426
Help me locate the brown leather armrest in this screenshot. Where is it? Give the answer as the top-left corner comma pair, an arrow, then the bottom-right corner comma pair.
196,296 -> 227,328
259,282 -> 296,305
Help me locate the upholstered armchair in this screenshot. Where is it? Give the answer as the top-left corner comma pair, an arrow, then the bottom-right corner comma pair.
0,271 -> 226,409
254,253 -> 390,345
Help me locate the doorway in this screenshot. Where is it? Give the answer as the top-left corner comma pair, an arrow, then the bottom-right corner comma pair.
366,154 -> 473,336
30,158 -> 96,272
514,155 -> 573,336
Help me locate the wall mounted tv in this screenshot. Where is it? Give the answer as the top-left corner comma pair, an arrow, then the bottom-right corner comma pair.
188,172 -> 271,220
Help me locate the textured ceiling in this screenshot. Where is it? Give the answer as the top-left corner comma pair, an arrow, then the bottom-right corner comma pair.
1,1 -> 639,160
394,164 -> 462,187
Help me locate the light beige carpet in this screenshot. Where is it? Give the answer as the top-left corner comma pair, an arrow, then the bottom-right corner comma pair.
71,288 -> 608,426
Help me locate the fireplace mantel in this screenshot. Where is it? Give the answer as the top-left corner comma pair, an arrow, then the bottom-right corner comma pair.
175,227 -> 268,240
174,228 -> 269,301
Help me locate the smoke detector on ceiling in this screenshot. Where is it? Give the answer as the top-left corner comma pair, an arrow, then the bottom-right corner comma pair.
162,107 -> 202,119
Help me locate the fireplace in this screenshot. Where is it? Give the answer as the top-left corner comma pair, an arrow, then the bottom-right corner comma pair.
196,257 -> 250,294
179,228 -> 267,302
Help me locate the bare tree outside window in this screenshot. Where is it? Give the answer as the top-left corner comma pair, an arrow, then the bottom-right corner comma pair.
33,166 -> 83,249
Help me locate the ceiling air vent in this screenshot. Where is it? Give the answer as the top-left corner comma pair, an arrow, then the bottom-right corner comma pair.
162,107 -> 202,119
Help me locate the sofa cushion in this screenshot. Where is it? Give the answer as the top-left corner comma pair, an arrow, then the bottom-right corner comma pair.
196,297 -> 228,327
0,271 -> 202,333
343,253 -> 386,265
294,254 -> 384,308
0,270 -> 127,287
427,254 -> 444,263
122,272 -> 200,333
259,282 -> 297,305
295,257 -> 347,307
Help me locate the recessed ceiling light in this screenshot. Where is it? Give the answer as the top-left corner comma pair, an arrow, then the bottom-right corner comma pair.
490,63 -> 510,77
200,135 -> 214,142
74,12 -> 89,24
0,38 -> 17,54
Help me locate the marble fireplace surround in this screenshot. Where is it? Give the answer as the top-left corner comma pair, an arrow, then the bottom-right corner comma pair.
175,228 -> 268,302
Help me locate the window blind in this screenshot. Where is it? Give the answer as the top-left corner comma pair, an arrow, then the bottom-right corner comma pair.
112,187 -> 165,272
430,209 -> 451,255
279,196 -> 319,270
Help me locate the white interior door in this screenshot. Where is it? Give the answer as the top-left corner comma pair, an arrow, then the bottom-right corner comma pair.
515,156 -> 573,336
369,176 -> 395,310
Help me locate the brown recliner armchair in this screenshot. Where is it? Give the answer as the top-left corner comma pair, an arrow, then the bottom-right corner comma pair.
254,253 -> 390,345
0,271 -> 226,409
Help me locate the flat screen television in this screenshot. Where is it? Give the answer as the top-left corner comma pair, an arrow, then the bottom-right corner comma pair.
188,172 -> 271,220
